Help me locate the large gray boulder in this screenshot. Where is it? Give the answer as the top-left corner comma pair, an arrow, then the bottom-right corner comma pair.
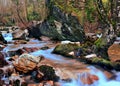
29,1 -> 85,42
39,4 -> 85,42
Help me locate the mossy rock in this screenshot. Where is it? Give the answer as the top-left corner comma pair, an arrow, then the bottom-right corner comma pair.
79,57 -> 120,71
39,65 -> 59,81
53,43 -> 80,58
90,58 -> 113,69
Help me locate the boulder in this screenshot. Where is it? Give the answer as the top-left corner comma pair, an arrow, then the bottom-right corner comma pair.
53,43 -> 80,58
38,65 -> 59,81
29,1 -> 85,42
108,44 -> 120,62
28,25 -> 41,40
13,54 -> 42,73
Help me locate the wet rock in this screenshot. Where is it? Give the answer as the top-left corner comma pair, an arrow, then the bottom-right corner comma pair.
40,36 -> 51,42
13,54 -> 43,73
80,57 -> 117,70
13,40 -> 27,45
80,73 -> 99,85
8,49 -> 26,56
41,46 -> 49,50
23,47 -> 39,52
9,73 -> 25,85
38,65 -> 59,81
12,29 -> 27,40
21,82 -> 28,86
0,32 -> 7,44
55,68 -> 78,80
0,65 -> 14,76
0,52 -> 8,67
108,44 -> 120,62
103,71 -> 113,79
32,70 -> 44,82
8,47 -> 39,56
43,80 -> 54,86
54,82 -> 61,86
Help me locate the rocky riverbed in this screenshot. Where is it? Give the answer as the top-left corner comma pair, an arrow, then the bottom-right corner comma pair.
0,32 -> 120,86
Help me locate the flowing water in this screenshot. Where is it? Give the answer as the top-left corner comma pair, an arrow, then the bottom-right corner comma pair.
29,48 -> 120,86
2,33 -> 13,42
1,33 -> 120,86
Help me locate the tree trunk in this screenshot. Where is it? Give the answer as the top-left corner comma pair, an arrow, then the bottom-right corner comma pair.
94,0 -> 117,60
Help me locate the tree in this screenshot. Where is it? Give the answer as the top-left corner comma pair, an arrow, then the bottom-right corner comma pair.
93,0 -> 118,59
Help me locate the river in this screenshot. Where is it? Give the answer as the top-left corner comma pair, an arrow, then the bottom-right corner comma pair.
1,32 -> 120,86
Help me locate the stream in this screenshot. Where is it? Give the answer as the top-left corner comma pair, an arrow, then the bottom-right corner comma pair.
1,33 -> 120,86
29,48 -> 120,86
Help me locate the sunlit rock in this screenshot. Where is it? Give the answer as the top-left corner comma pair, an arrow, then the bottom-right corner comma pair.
13,54 -> 43,73
108,44 -> 120,62
12,29 -> 27,40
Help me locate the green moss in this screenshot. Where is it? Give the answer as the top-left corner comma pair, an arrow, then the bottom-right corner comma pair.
94,38 -> 106,48
39,65 -> 59,81
53,43 -> 80,58
79,57 -> 120,70
91,58 -> 112,68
